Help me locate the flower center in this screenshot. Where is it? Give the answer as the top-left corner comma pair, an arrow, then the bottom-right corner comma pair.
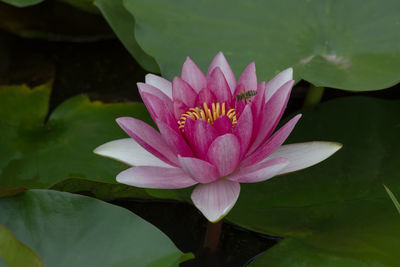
178,102 -> 237,132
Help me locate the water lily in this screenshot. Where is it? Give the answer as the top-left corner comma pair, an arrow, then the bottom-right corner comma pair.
94,52 -> 342,222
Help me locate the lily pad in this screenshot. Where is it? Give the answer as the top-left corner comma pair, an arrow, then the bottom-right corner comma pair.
125,0 -> 400,91
223,97 -> 400,265
0,189 -> 187,266
94,0 -> 160,73
0,225 -> 42,267
0,83 -> 152,190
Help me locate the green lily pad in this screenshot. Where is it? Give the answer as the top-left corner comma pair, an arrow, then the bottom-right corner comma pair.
223,97 -> 400,265
125,0 -> 400,91
0,83 -> 151,190
0,190 -> 188,266
94,0 -> 160,73
0,225 -> 42,267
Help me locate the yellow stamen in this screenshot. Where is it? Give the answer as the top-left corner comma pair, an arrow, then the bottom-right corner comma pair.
178,102 -> 237,132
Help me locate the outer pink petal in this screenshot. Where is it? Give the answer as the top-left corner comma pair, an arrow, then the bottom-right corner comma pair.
265,68 -> 293,103
207,52 -> 236,93
242,114 -> 301,167
213,116 -> 233,135
238,62 -> 257,91
207,67 -> 233,105
178,156 -> 219,183
117,166 -> 197,189
207,134 -> 241,176
137,82 -> 172,110
145,74 -> 172,99
172,77 -> 197,107
156,120 -> 194,157
116,117 -> 179,166
265,142 -> 342,174
181,57 -> 207,93
140,92 -> 177,131
247,80 -> 294,155
184,118 -> 218,160
195,87 -> 216,107
191,179 -> 240,222
234,105 -> 253,157
94,138 -> 172,168
228,157 -> 288,183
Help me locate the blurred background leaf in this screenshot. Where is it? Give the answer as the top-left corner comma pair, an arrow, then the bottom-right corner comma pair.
124,0 -> 400,91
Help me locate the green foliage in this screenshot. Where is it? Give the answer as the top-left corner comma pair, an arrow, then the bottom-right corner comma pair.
0,83 -> 151,190
0,190 -> 186,266
224,97 -> 400,265
0,225 -> 42,267
125,0 -> 400,91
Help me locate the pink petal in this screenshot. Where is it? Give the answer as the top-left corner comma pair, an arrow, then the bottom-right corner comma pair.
181,57 -> 207,93
265,68 -> 293,103
242,114 -> 301,167
178,156 -> 219,183
213,116 -> 233,135
184,118 -> 218,160
156,120 -> 194,157
234,105 -> 253,156
117,166 -> 197,189
116,117 -> 179,166
265,142 -> 342,174
238,62 -> 257,91
207,67 -> 233,105
195,87 -> 216,107
172,77 -> 197,107
191,179 -> 240,222
140,92 -> 177,130
228,157 -> 288,183
251,81 -> 267,121
137,83 -> 173,109
173,100 -> 188,120
247,80 -> 294,155
94,138 -> 172,167
145,74 -> 172,99
234,84 -> 246,116
207,134 -> 241,176
207,52 -> 236,93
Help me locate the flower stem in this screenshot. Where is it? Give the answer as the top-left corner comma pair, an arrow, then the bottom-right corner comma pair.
203,220 -> 223,252
303,85 -> 325,108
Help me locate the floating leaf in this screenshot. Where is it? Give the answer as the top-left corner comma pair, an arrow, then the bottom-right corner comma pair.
0,225 -> 42,267
125,0 -> 400,91
0,190 -> 187,266
0,83 -> 151,190
221,97 -> 400,265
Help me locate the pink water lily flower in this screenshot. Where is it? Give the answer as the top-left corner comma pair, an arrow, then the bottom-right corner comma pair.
95,52 -> 342,222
